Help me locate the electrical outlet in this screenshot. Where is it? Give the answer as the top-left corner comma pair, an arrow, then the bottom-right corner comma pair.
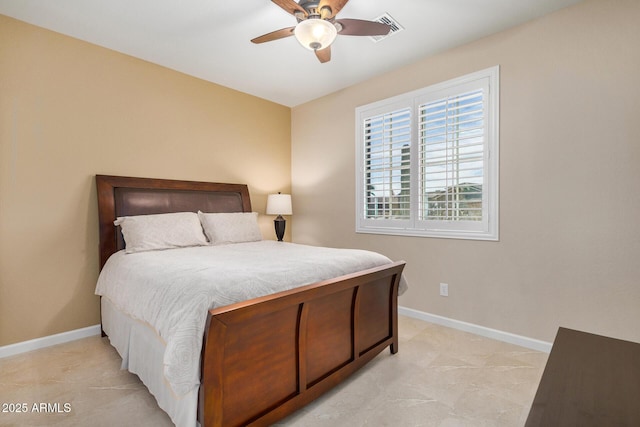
439,283 -> 449,297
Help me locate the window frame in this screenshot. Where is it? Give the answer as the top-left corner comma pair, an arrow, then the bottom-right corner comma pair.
355,66 -> 499,241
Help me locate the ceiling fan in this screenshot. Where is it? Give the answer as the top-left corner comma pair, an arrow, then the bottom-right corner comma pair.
251,0 -> 391,63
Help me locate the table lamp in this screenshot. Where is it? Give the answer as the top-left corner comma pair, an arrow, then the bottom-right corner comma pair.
266,192 -> 292,241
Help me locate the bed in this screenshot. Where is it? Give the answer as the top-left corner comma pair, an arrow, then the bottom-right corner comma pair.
95,174 -> 406,427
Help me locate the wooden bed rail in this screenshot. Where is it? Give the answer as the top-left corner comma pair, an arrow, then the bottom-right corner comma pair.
199,261 -> 405,427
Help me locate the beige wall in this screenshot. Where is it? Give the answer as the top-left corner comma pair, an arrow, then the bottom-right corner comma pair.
292,0 -> 640,343
0,15 -> 291,346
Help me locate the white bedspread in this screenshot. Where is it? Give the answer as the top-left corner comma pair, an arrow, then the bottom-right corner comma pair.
95,241 -> 406,396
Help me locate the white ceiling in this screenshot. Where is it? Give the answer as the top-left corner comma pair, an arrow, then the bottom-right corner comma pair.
0,0 -> 583,107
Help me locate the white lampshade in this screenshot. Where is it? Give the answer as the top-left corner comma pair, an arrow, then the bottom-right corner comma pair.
266,193 -> 292,215
294,19 -> 337,51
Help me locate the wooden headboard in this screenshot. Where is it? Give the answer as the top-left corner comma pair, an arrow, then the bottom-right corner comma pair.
95,175 -> 252,269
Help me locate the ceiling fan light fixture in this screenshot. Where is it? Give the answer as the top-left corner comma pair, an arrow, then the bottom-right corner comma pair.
294,18 -> 337,51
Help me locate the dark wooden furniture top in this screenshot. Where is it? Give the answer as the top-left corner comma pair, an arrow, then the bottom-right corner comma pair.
526,327 -> 640,427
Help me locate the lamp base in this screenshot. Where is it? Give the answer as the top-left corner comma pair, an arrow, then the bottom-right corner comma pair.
274,215 -> 286,242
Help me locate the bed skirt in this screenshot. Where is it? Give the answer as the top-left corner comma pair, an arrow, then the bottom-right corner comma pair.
101,298 -> 199,427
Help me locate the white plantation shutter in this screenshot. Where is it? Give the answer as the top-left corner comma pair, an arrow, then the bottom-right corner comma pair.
419,88 -> 485,222
356,66 -> 499,240
363,108 -> 411,220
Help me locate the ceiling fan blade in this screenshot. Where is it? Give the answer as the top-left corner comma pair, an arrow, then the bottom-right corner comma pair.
336,18 -> 391,36
318,0 -> 350,19
251,26 -> 296,44
315,46 -> 331,63
271,0 -> 308,17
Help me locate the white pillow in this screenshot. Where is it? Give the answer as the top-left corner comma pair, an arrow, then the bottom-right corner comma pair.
198,211 -> 262,245
114,212 -> 208,253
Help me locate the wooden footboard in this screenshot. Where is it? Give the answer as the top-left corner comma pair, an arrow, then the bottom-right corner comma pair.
199,261 -> 405,427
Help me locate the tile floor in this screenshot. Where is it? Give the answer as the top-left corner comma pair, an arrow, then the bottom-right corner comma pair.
0,316 -> 547,426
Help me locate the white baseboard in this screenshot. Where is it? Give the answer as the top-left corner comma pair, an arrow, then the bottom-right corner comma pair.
399,306 -> 552,353
1,309 -> 551,359
0,324 -> 102,359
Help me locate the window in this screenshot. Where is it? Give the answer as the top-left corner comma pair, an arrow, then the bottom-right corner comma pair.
356,66 -> 499,240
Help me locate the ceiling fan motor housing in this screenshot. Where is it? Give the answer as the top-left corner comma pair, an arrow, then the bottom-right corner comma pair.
295,0 -> 333,21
